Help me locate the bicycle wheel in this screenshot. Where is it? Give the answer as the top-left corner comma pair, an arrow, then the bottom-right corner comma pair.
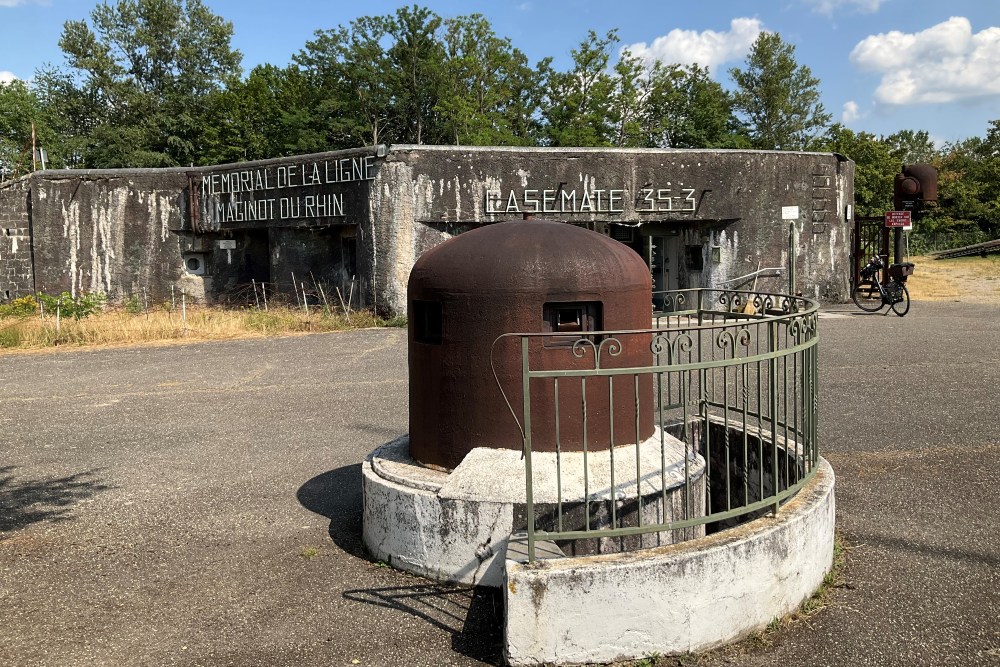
852,279 -> 884,312
891,283 -> 910,317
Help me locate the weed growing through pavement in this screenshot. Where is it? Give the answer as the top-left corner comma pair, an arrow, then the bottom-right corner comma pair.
299,546 -> 321,560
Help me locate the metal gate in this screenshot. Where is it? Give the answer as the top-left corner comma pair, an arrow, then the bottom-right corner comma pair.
853,216 -> 889,284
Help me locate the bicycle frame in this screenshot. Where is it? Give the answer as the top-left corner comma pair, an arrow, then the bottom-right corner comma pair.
852,254 -> 911,316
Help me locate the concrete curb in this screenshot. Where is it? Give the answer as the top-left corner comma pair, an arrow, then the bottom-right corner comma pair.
504,458 -> 836,665
361,431 -> 703,588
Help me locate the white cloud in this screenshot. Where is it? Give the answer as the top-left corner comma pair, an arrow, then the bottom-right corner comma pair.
850,16 -> 1000,104
842,100 -> 863,123
0,71 -> 18,85
623,18 -> 765,72
803,0 -> 886,15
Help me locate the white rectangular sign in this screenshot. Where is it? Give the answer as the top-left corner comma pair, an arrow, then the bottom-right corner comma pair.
781,206 -> 799,220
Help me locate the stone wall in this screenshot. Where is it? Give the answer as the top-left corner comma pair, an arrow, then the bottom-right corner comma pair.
0,178 -> 35,299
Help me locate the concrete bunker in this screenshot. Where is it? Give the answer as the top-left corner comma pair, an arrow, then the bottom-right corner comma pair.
0,146 -> 853,314
363,217 -> 834,664
407,220 -> 654,470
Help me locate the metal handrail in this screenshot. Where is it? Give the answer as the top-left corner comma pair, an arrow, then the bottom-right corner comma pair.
494,288 -> 820,561
716,267 -> 785,288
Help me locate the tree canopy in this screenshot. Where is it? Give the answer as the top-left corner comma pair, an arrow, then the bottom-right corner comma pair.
729,32 -> 831,151
38,0 -> 242,168
5,0 -> 999,249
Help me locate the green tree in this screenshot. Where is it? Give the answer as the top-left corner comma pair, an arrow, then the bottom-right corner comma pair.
644,62 -> 741,149
820,124 -> 897,216
609,49 -> 651,147
435,14 -> 544,146
0,80 -> 48,179
729,33 -> 831,150
931,125 -> 1000,237
386,5 -> 447,145
885,129 -> 937,164
295,16 -> 396,149
41,0 -> 242,168
543,30 -> 619,147
203,64 -> 317,163
294,7 -> 450,148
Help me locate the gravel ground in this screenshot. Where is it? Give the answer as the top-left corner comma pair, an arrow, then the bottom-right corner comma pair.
2,300 -> 998,666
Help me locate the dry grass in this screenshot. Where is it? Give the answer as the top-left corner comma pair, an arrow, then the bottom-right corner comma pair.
906,254 -> 1000,304
0,306 -> 401,353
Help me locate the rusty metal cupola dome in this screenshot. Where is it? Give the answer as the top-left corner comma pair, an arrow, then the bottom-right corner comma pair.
407,220 -> 654,470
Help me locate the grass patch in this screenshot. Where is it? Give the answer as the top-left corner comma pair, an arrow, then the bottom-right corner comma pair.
299,546 -> 321,560
906,254 -> 1000,304
0,304 -> 404,353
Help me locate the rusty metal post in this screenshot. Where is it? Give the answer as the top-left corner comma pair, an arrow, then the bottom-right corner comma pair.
788,223 -> 796,296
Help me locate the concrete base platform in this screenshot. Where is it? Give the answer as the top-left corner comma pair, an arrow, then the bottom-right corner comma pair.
362,429 -> 705,587
504,458 -> 836,665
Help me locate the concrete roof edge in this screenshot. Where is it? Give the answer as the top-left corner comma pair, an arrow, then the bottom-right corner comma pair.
26,146 -> 382,180
0,173 -> 32,189
386,144 -> 846,159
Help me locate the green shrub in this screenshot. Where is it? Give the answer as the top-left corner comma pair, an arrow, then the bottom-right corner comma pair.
124,295 -> 143,314
0,295 -> 38,318
36,291 -> 107,320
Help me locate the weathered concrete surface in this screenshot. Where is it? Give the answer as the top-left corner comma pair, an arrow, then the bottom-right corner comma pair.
27,169 -> 188,302
503,459 -> 835,665
3,301 -> 997,666
12,148 -> 377,306
0,177 -> 35,298
3,146 -> 852,313
363,432 -> 705,587
374,146 -> 854,313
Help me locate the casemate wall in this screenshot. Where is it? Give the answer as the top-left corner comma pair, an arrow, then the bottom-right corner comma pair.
0,146 -> 853,314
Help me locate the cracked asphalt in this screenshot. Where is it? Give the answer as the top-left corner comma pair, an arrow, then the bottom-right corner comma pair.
1,301 -> 998,666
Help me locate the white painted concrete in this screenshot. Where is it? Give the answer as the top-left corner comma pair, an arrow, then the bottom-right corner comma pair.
362,430 -> 703,587
504,458 -> 836,665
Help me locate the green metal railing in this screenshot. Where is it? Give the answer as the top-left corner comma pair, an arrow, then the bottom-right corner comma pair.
493,288 -> 820,561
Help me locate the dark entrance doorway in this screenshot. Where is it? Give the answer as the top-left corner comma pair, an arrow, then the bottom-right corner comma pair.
237,229 -> 271,285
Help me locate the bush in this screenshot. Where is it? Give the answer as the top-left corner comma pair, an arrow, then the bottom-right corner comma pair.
36,291 -> 108,320
910,229 -> 992,255
0,295 -> 39,318
124,295 -> 143,314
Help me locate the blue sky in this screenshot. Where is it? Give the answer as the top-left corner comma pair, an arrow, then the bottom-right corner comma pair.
2,0 -> 998,146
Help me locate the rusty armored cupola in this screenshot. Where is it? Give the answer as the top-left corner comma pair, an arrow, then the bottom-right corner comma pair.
407,220 -> 655,470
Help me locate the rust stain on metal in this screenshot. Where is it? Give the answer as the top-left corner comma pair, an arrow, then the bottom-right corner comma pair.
407,220 -> 654,470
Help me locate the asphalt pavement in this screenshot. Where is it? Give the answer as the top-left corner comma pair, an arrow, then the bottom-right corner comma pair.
1,301 -> 998,666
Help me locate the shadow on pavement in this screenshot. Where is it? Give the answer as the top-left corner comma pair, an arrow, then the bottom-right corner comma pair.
343,583 -> 504,665
855,531 -> 1000,569
346,422 -> 406,441
0,466 -> 112,534
296,464 -> 369,560
299,466 -> 505,663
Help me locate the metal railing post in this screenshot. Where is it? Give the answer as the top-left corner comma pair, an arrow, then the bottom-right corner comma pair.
768,319 -> 780,516
498,290 -> 819,555
521,336 -> 535,561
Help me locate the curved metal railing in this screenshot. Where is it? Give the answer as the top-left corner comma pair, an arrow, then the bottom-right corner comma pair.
494,288 -> 820,561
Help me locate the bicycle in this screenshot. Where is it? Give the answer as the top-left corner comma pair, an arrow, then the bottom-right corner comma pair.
851,255 -> 912,316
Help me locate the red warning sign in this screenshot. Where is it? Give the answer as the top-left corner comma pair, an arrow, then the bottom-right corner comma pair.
885,211 -> 912,229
